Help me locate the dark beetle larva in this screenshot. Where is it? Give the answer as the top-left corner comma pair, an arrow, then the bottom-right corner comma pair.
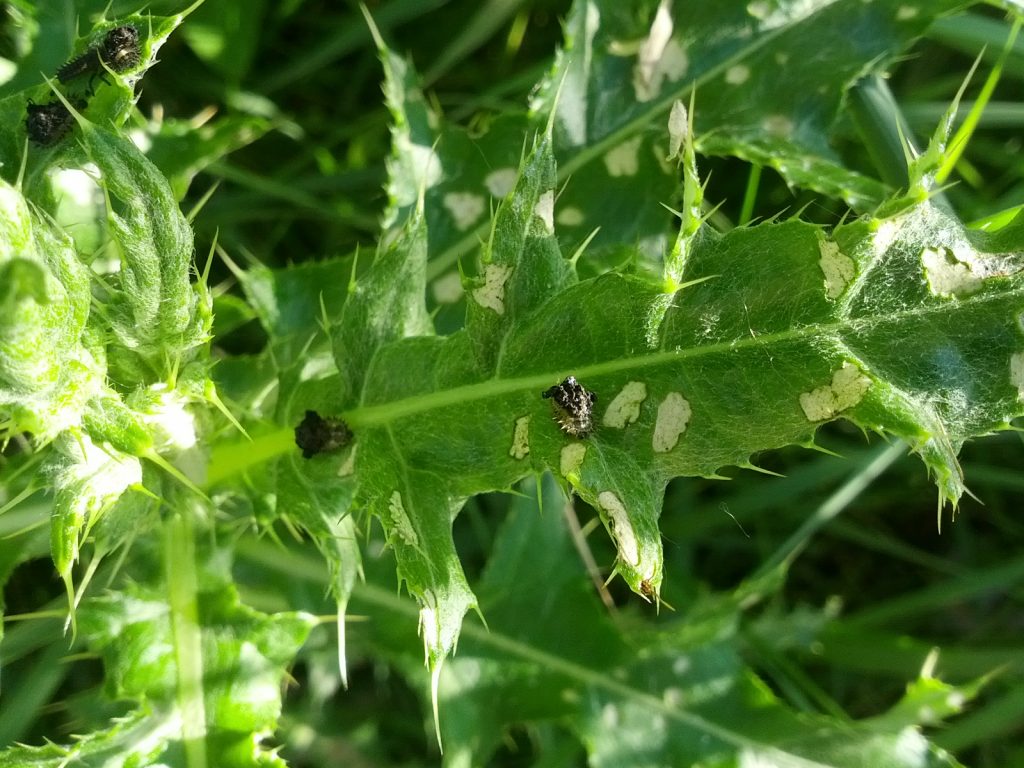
542,376 -> 598,438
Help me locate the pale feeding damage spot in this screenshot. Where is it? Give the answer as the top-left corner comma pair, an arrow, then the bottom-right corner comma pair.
818,235 -> 856,299
603,381 -> 648,428
799,362 -> 872,421
1010,352 -> 1024,401
598,491 -> 639,566
747,1 -> 813,30
472,263 -> 514,315
604,135 -> 644,177
534,190 -> 555,234
652,392 -> 691,453
556,206 -> 585,227
660,40 -> 688,81
338,443 -> 358,477
746,0 -> 771,19
922,246 -> 984,297
484,168 -> 518,198
601,703 -> 620,729
442,191 -> 485,231
666,100 -> 688,162
430,271 -> 464,304
630,35 -> 688,101
897,5 -> 919,20
560,443 -> 587,478
872,218 -> 899,257
761,114 -> 794,139
509,415 -> 530,460
633,0 -> 674,102
725,64 -> 750,85
395,138 -> 442,200
388,491 -> 419,548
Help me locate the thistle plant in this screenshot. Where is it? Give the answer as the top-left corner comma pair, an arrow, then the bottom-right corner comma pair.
1,1 -> 1023,766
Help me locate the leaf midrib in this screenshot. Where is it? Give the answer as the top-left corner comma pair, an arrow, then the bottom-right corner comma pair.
346,285 -> 1024,427
205,283 -> 1024,484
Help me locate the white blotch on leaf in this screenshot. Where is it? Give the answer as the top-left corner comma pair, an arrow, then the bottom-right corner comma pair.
661,40 -> 688,79
667,100 -> 689,162
472,263 -> 514,315
509,416 -> 530,460
598,491 -> 639,566
431,272 -> 464,304
484,168 -> 518,198
633,0 -> 674,102
442,192 -> 485,231
897,5 -> 919,19
818,236 -> 856,299
603,381 -> 648,428
604,135 -> 644,177
872,219 -> 899,256
663,687 -> 683,706
601,702 -> 620,728
725,65 -> 750,85
1010,352 -> 1024,401
388,491 -> 419,548
922,246 -> 984,297
761,114 -> 794,139
652,392 -> 691,453
395,138 -> 442,195
799,362 -> 872,421
747,0 -> 770,19
556,207 -> 585,227
338,443 -> 357,476
534,190 -> 555,234
560,443 -> 587,479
